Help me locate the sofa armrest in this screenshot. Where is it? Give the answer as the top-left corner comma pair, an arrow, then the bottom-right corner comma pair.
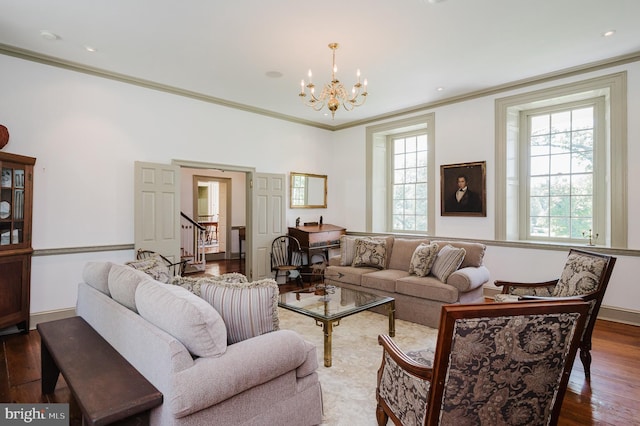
171,329 -> 313,417
446,266 -> 490,292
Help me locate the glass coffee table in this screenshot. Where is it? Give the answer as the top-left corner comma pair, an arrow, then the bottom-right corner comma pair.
278,285 -> 395,367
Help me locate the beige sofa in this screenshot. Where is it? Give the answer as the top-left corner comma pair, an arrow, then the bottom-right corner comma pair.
325,236 -> 489,328
76,261 -> 323,425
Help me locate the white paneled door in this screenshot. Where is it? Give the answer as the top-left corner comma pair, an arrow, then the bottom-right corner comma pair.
251,173 -> 286,281
134,161 -> 181,263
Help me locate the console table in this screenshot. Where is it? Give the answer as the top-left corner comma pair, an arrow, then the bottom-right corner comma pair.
288,224 -> 345,266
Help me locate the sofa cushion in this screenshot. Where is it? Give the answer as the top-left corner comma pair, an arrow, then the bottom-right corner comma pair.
409,242 -> 439,277
388,238 -> 430,271
352,238 -> 388,269
361,269 -> 410,292
431,244 -> 466,283
82,261 -> 114,296
432,240 -> 486,268
125,255 -> 171,283
395,275 -> 459,303
325,265 -> 378,286
200,279 -> 279,344
108,263 -> 151,312
135,280 -> 227,358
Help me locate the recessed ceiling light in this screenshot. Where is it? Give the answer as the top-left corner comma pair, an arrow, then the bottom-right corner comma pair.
602,30 -> 616,37
84,46 -> 98,53
437,87 -> 444,92
265,71 -> 283,78
40,30 -> 61,41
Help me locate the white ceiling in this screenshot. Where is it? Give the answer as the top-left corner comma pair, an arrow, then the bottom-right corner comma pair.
1,0 -> 638,129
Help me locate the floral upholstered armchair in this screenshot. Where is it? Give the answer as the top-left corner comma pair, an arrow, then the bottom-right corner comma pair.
494,248 -> 616,379
376,300 -> 589,426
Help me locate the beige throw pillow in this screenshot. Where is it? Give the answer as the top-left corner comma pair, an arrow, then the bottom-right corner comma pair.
409,242 -> 439,277
135,280 -> 227,358
430,244 -> 466,283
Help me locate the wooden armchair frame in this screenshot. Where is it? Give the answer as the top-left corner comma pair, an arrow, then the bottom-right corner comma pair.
376,300 -> 589,426
270,235 -> 305,287
495,248 -> 616,379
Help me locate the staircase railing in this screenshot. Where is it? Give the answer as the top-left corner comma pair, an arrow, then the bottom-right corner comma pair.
180,212 -> 207,272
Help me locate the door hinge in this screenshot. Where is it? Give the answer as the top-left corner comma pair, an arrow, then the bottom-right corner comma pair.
250,179 -> 253,189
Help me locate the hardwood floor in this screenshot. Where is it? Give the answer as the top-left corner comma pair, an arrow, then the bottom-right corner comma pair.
2,259 -> 639,425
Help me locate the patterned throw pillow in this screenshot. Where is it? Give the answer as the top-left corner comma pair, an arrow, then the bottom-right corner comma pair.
170,273 -> 249,297
200,279 -> 280,344
352,239 -> 387,269
409,243 -> 439,277
126,255 -> 171,283
552,252 -> 607,297
430,244 -> 466,283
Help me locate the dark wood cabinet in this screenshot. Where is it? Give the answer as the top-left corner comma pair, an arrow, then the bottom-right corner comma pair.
0,152 -> 35,333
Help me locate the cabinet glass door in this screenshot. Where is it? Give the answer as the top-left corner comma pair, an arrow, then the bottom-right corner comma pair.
0,165 -> 25,246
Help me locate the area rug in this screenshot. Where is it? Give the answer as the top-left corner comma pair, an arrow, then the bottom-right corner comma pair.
278,308 -> 439,425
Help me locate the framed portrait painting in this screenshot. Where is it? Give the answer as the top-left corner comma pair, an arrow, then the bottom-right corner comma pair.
440,161 -> 486,217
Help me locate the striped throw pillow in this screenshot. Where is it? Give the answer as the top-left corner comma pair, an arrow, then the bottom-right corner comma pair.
430,244 -> 466,283
200,279 -> 279,344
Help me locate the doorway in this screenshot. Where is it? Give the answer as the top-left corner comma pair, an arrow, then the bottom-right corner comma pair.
193,175 -> 230,261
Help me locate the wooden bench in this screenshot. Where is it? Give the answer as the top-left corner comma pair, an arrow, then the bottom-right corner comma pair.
37,316 -> 163,426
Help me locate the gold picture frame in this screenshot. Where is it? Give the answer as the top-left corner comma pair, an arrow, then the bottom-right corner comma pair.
440,161 -> 486,217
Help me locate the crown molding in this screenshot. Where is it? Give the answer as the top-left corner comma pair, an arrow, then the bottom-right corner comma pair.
2,43 -> 639,132
0,43 -> 334,131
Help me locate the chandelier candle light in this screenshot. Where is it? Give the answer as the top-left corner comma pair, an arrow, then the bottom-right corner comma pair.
299,43 -> 368,119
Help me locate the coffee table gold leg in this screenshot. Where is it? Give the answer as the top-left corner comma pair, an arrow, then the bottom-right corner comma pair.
388,300 -> 396,337
323,321 -> 333,367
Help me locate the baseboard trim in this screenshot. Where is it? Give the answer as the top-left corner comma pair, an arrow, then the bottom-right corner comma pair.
483,287 -> 640,326
30,308 -> 77,330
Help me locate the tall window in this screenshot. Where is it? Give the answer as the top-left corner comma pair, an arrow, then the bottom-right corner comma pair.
495,72 -> 627,248
366,113 -> 435,234
392,133 -> 429,231
523,100 -> 604,242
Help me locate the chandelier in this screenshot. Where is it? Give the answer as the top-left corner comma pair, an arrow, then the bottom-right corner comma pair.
298,43 -> 368,119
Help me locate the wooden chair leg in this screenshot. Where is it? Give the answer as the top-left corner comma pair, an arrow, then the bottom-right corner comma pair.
580,347 -> 592,380
376,404 -> 389,426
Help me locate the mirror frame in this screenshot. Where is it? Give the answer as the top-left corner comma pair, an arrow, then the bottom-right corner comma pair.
290,172 -> 327,209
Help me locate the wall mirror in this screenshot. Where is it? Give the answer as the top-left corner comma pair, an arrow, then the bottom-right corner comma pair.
290,172 -> 327,208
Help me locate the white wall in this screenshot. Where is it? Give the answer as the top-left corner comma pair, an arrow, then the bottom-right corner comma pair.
331,62 -> 640,315
2,52 -> 639,319
0,54 -> 335,315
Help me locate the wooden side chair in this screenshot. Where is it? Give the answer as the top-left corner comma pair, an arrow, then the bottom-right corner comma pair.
270,235 -> 304,287
136,249 -> 187,277
376,300 -> 589,426
494,248 -> 616,380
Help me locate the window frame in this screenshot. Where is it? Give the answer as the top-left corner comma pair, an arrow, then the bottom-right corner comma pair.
519,97 -> 606,244
366,113 -> 436,234
388,130 -> 430,233
495,72 -> 627,248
